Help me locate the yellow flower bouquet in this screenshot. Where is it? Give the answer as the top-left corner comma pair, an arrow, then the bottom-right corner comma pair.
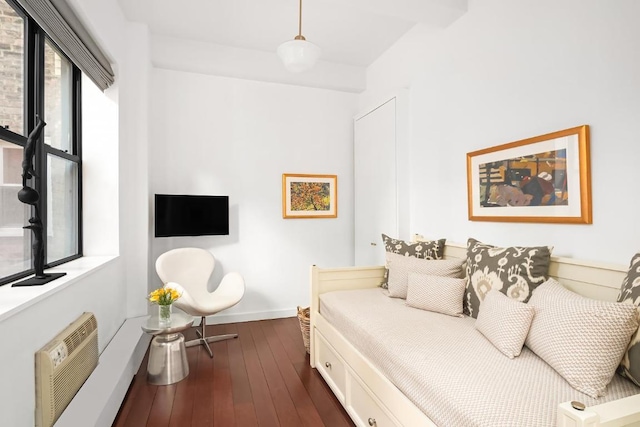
148,286 -> 181,323
148,287 -> 181,306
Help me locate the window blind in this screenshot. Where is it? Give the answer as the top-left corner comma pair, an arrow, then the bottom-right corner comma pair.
16,0 -> 115,90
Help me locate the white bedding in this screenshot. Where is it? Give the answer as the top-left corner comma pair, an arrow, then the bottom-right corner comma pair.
319,288 -> 640,427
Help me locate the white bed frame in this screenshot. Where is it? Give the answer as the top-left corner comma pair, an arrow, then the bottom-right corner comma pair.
309,241 -> 640,427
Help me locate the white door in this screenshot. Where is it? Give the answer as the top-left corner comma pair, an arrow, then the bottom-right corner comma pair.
354,98 -> 398,266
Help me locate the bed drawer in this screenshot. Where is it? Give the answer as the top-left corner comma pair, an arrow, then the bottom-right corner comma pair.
348,376 -> 398,427
315,330 -> 346,403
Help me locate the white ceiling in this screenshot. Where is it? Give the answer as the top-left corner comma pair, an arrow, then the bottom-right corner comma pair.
119,0 -> 466,66
118,0 -> 467,68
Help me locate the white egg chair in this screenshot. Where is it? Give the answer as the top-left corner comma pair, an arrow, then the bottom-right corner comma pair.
155,247 -> 245,358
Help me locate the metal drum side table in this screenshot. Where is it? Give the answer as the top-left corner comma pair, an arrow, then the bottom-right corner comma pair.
142,311 -> 194,385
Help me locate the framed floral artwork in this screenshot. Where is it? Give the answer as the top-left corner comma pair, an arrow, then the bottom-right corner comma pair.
282,173 -> 337,219
466,125 -> 591,224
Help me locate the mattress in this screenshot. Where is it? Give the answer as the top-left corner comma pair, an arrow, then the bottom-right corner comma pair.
319,288 -> 640,427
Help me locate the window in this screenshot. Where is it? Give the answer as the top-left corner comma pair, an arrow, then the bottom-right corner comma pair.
44,40 -> 73,152
0,0 -> 82,285
0,0 -> 24,136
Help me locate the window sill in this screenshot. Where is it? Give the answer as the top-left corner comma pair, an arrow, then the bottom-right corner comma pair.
0,256 -> 118,322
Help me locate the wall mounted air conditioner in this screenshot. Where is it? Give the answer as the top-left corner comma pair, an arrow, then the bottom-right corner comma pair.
35,312 -> 99,427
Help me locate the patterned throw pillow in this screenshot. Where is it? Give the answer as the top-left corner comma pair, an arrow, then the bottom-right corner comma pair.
475,290 -> 535,359
380,234 -> 446,289
464,238 -> 551,318
525,279 -> 639,398
406,273 -> 466,317
617,252 -> 640,387
386,252 -> 463,299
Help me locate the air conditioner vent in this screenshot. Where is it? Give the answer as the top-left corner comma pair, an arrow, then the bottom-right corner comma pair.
63,316 -> 97,354
35,312 -> 99,427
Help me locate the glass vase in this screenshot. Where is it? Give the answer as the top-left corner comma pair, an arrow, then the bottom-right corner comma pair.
158,304 -> 172,326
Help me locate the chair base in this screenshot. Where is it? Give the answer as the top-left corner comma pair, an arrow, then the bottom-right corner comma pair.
185,316 -> 238,358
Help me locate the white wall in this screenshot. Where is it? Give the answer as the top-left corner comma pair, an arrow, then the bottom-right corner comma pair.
0,260 -> 126,426
0,0 -> 152,425
83,75 -> 118,255
149,69 -> 358,321
117,25 -> 151,318
66,1 -> 150,316
361,0 -> 640,264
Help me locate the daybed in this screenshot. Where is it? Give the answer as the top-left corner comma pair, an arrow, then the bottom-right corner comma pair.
309,241 -> 640,427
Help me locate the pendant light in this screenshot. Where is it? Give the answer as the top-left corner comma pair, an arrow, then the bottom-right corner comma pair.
277,0 -> 321,73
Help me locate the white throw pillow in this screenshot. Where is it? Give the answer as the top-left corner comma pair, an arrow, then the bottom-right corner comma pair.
386,252 -> 464,299
475,290 -> 535,358
525,279 -> 639,398
406,273 -> 466,317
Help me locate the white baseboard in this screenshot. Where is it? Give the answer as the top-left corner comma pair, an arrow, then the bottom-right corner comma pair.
55,316 -> 151,427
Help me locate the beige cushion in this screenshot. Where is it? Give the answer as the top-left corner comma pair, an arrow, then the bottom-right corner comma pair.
475,290 -> 535,358
406,273 -> 466,317
525,279 -> 639,398
386,252 -> 464,299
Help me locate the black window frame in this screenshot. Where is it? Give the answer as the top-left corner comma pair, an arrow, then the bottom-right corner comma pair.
0,0 -> 82,286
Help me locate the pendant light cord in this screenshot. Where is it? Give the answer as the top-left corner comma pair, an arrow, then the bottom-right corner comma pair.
298,0 -> 303,37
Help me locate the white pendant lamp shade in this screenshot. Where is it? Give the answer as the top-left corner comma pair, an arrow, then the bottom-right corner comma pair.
277,39 -> 321,73
278,0 -> 321,73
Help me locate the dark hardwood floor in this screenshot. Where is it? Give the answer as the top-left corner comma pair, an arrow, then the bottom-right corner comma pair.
113,317 -> 354,427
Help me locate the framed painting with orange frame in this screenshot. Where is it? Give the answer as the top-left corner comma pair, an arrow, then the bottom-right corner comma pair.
282,173 -> 338,219
466,125 -> 591,224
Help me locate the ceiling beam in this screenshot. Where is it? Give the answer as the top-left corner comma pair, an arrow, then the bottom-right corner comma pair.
317,0 -> 468,27
151,35 -> 367,93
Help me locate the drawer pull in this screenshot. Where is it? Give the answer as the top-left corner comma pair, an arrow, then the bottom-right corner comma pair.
325,362 -> 332,369
368,418 -> 377,426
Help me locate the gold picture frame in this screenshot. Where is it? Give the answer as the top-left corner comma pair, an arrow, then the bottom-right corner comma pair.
282,173 -> 338,219
466,125 -> 591,224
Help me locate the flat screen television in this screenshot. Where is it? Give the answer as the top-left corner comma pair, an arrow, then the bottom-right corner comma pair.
155,194 -> 229,237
